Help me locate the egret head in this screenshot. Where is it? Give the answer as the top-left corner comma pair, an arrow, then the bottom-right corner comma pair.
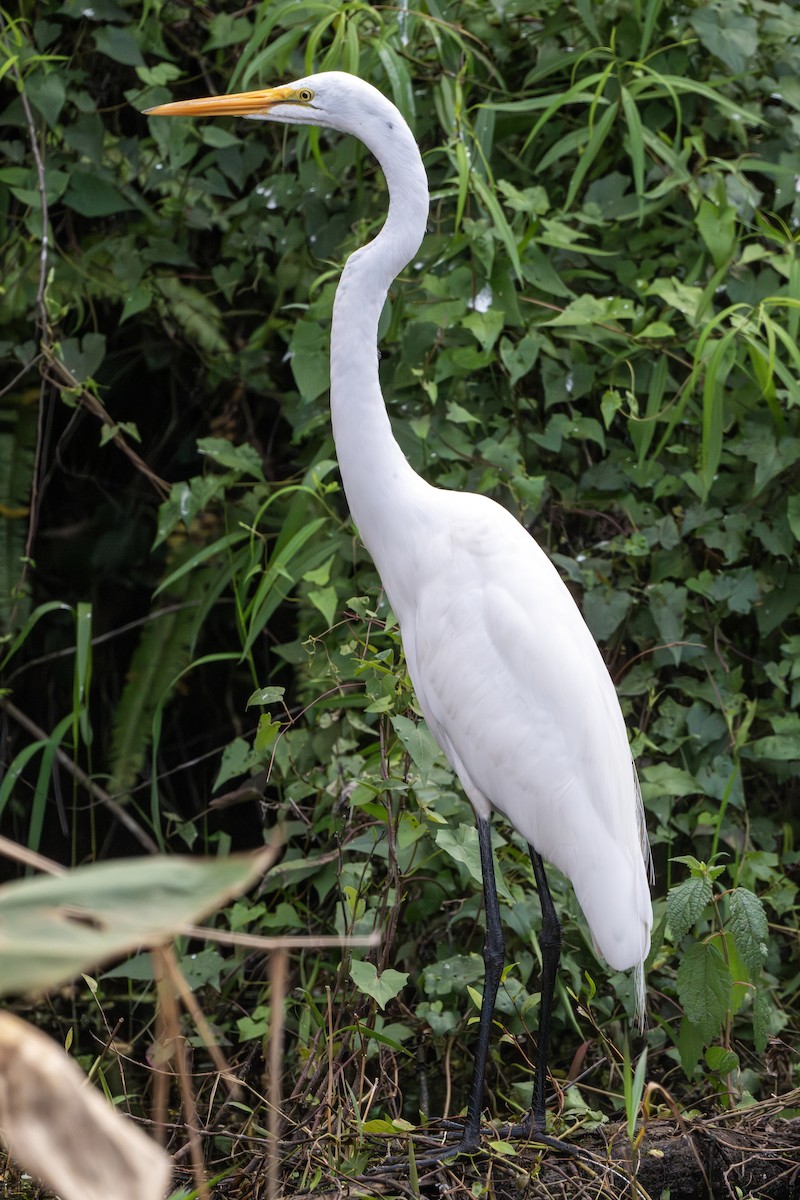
144,71 -> 399,143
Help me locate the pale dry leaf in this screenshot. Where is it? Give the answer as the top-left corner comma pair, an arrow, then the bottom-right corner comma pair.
0,1012 -> 172,1200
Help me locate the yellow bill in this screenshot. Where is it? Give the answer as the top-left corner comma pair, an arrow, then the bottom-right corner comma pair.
144,85 -> 306,118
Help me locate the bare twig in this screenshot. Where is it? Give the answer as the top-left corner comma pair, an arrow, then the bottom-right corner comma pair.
267,947 -> 289,1200
8,26 -> 51,626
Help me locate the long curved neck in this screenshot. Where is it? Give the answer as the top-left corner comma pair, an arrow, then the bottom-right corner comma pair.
330,104 -> 430,562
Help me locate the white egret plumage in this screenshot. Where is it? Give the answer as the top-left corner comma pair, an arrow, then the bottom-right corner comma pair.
145,71 -> 653,1157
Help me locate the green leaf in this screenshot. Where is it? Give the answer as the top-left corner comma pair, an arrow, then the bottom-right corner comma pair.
696,196 -> 736,268
349,961 -> 408,1010
56,333 -> 106,382
156,276 -> 229,356
197,436 -> 265,480
421,953 -> 484,998
391,715 -> 441,782
93,25 -> 145,66
119,283 -> 152,323
676,941 -> 731,1042
289,319 -> 330,402
213,737 -> 260,791
254,713 -> 280,751
499,333 -> 540,385
246,686 -> 285,708
307,585 -> 338,628
0,852 -> 273,997
63,172 -> 133,217
26,71 -> 66,126
135,62 -> 183,87
705,1045 -> 739,1076
667,875 -> 713,941
582,586 -> 632,640
753,987 -> 772,1054
728,888 -> 768,979
690,5 -> 758,75
648,581 -> 687,664
676,1013 -> 705,1076
788,494 -> 800,542
435,825 -> 513,903
639,762 -> 697,800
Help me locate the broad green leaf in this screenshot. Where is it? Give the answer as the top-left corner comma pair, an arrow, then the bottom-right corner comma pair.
308,585 -> 339,628
676,1014 -> 705,1076
647,581 -> 687,665
93,25 -> 145,66
690,5 -> 758,74
396,811 -> 427,850
705,1045 -> 739,1076
247,686 -> 285,708
499,333 -> 540,385
63,172 -> 133,217
676,942 -> 731,1042
788,494 -> 800,542
639,763 -> 697,801
26,71 -> 66,125
421,953 -> 484,998
582,586 -> 632,640
0,851 -> 274,997
667,875 -> 713,941
435,825 -> 514,903
696,197 -> 736,268
728,888 -> 768,979
56,333 -> 107,382
349,961 -> 408,1010
197,436 -> 265,480
290,319 -> 330,401
213,736 -> 261,791
753,987 -> 772,1054
391,715 -> 441,782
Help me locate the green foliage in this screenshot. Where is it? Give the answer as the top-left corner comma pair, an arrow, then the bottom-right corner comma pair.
0,850 -> 271,997
1,0 -> 798,1172
668,855 -> 774,1091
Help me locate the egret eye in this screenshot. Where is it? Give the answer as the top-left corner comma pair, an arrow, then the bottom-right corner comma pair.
296,88 -> 314,103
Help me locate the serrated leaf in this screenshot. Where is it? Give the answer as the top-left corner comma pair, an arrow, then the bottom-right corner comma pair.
728,888 -> 768,979
753,987 -> 772,1053
676,942 -> 731,1042
349,961 -> 408,1010
667,875 -> 713,941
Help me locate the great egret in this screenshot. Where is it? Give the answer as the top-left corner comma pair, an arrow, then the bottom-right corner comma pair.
145,72 -> 653,1156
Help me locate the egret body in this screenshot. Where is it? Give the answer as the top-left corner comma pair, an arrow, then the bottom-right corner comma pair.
146,72 -> 653,1154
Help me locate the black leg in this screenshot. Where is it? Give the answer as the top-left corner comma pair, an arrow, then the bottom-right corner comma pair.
410,815 -> 504,1163
376,832 -> 577,1172
528,845 -> 562,1133
461,815 -> 505,1145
